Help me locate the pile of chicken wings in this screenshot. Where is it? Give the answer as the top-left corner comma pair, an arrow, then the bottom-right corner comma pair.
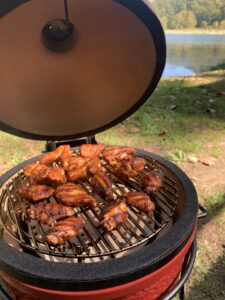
19,144 -> 164,245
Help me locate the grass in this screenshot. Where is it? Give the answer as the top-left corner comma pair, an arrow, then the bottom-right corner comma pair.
98,68 -> 225,160
0,134 -> 43,173
186,192 -> 225,300
208,62 -> 225,71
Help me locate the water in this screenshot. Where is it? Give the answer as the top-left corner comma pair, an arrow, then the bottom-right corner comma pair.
163,34 -> 225,77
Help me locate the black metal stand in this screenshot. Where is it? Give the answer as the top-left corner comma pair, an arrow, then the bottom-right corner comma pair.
160,238 -> 197,300
44,135 -> 97,152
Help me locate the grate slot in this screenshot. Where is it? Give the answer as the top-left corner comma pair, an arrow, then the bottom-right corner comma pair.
6,186 -> 25,243
81,209 -> 114,252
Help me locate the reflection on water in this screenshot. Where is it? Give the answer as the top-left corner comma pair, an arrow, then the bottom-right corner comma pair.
163,34 -> 225,77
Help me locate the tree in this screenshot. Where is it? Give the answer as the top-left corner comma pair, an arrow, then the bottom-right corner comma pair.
201,20 -> 208,28
220,20 -> 225,29
175,10 -> 197,29
212,21 -> 219,29
161,16 -> 168,29
154,0 -> 225,29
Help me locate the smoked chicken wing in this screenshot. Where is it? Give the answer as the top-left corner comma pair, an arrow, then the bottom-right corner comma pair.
39,145 -> 71,165
102,146 -> 136,167
126,192 -> 155,212
44,217 -> 85,245
67,157 -> 101,181
91,171 -> 114,200
56,183 -> 97,208
101,201 -> 128,231
66,156 -> 90,172
59,145 -> 72,169
116,157 -> 146,178
19,184 -> 54,202
23,163 -> 49,183
142,169 -> 164,193
27,203 -> 74,225
44,166 -> 67,187
80,144 -> 105,158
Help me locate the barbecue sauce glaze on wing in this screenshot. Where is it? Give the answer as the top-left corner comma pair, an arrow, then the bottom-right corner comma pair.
142,169 -> 164,193
126,192 -> 155,212
80,144 -> 105,158
56,183 -> 97,208
23,163 -> 49,183
67,157 -> 101,181
19,184 -> 54,202
115,157 -> 146,178
101,201 -> 128,231
44,217 -> 85,245
91,171 -> 114,201
44,166 -> 67,187
102,146 -> 136,167
27,203 -> 74,225
40,145 -> 71,165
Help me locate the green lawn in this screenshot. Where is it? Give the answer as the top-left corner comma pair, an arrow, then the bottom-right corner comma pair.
98,68 -> 225,161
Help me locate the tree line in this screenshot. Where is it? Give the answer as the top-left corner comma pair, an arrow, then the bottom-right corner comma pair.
154,0 -> 225,30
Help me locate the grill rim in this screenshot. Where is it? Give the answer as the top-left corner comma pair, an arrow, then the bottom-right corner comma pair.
0,149 -> 198,291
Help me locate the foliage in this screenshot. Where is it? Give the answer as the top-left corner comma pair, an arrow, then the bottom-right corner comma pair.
154,0 -> 225,29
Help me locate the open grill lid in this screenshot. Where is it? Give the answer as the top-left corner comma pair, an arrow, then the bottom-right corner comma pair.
0,0 -> 166,141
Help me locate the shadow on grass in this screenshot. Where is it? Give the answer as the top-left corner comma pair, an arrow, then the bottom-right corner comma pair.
197,193 -> 225,230
187,252 -> 225,300
152,76 -> 225,122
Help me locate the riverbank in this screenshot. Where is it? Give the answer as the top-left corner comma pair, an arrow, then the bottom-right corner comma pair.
165,29 -> 225,35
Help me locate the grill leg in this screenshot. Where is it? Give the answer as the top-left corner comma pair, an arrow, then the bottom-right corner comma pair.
179,285 -> 185,300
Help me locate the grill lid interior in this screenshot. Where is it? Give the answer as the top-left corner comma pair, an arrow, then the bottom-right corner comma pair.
0,0 -> 166,140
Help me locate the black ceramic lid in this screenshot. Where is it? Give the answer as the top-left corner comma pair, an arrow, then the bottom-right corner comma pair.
0,0 -> 166,141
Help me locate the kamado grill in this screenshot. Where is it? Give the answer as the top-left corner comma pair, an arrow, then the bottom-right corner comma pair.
0,1 -> 207,299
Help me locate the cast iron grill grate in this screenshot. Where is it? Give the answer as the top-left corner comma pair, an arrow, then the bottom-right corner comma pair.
0,150 -> 181,263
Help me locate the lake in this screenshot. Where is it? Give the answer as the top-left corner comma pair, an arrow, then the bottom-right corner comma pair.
163,34 -> 225,77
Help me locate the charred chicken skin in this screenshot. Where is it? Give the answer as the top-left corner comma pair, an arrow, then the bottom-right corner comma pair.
142,169 -> 164,193
126,192 -> 155,212
27,203 -> 74,225
19,184 -> 54,202
39,145 -> 71,165
23,163 -> 49,183
101,201 -> 128,231
67,157 -> 101,181
102,146 -> 136,167
56,183 -> 97,208
80,144 -> 105,158
115,157 -> 146,178
91,171 -> 114,200
44,217 -> 85,245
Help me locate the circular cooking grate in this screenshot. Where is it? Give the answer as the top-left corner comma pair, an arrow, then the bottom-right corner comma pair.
0,151 -> 180,263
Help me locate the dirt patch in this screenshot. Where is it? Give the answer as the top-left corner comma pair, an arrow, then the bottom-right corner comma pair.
178,159 -> 225,200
